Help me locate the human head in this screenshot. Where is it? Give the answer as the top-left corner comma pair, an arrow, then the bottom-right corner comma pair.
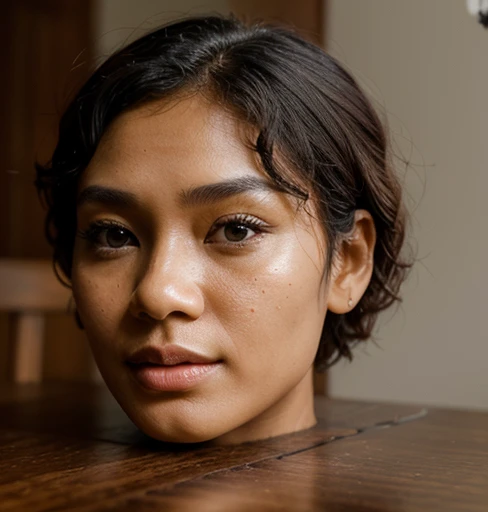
36,15 -> 410,444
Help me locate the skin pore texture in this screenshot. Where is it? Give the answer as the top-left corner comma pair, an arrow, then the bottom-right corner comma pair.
71,94 -> 376,445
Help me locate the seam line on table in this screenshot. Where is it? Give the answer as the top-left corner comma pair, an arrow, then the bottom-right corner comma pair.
55,409 -> 430,508
143,431 -> 358,499
274,407 -> 429,461
167,408 -> 430,485
44,408 -> 430,509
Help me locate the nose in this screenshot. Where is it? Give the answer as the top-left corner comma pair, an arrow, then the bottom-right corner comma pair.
129,239 -> 205,322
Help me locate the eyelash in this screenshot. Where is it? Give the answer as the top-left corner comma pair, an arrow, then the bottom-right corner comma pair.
77,214 -> 269,254
205,214 -> 269,247
77,220 -> 139,255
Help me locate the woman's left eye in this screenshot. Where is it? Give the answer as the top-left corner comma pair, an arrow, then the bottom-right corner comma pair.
205,215 -> 267,245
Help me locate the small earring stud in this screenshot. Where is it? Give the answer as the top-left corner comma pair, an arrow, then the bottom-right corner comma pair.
348,298 -> 353,308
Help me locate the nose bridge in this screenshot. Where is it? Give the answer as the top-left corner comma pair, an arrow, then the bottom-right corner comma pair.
131,230 -> 204,321
152,231 -> 192,278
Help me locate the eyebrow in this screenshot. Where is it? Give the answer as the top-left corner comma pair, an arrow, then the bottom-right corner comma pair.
77,177 -> 279,211
77,186 -> 139,209
179,176 -> 278,207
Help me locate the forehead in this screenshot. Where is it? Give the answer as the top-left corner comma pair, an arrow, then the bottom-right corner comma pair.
82,94 -> 260,189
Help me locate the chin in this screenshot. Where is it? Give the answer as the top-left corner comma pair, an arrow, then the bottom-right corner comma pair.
117,401 -> 227,445
133,417 -> 229,445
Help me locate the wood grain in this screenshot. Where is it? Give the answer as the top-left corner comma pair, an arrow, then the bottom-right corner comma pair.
0,384 -> 474,511
0,260 -> 71,312
8,312 -> 44,383
0,384 -> 355,511
139,408 -> 487,512
0,0 -> 95,384
0,259 -> 75,382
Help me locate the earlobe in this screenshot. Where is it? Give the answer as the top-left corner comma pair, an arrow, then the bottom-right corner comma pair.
327,210 -> 376,314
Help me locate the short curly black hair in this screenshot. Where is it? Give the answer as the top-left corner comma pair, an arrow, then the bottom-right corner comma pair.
36,15 -> 411,371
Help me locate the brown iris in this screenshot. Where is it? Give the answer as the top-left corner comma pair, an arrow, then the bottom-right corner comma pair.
105,227 -> 131,248
224,223 -> 249,242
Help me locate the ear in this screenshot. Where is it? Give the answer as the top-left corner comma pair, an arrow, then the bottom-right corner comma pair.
327,210 -> 376,314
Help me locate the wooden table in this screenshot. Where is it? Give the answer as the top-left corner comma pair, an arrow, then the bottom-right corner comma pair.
0,384 -> 487,511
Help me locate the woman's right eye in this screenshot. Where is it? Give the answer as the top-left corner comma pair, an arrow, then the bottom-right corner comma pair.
78,222 -> 139,250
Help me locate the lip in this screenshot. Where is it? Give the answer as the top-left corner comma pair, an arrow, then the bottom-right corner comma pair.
126,345 -> 222,392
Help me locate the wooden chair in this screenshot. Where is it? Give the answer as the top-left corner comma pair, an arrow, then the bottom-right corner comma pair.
0,259 -> 72,383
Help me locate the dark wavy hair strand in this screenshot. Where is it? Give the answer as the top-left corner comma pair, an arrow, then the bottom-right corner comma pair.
36,15 -> 412,370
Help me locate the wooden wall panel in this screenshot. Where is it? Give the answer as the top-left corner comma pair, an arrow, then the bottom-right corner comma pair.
0,0 -> 93,258
0,1 -> 16,257
0,0 -> 94,383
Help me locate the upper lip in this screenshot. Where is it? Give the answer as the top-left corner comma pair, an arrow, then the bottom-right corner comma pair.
126,345 -> 217,366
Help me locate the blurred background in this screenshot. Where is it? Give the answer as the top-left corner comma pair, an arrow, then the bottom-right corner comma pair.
0,0 -> 485,410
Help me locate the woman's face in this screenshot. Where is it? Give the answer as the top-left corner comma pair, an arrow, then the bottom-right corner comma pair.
72,95 -> 331,445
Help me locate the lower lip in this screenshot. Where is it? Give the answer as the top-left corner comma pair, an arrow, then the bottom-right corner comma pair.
128,362 -> 221,392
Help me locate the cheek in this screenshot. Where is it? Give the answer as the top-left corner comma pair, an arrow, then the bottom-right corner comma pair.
206,237 -> 326,373
71,259 -> 130,339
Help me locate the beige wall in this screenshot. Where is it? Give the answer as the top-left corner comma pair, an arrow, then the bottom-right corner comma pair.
95,0 -> 231,56
326,0 -> 486,409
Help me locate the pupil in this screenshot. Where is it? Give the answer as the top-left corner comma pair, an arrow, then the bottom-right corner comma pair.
106,228 -> 129,248
224,224 -> 248,242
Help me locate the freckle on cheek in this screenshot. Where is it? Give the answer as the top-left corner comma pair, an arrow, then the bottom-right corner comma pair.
262,290 -> 265,294
250,308 -> 255,313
